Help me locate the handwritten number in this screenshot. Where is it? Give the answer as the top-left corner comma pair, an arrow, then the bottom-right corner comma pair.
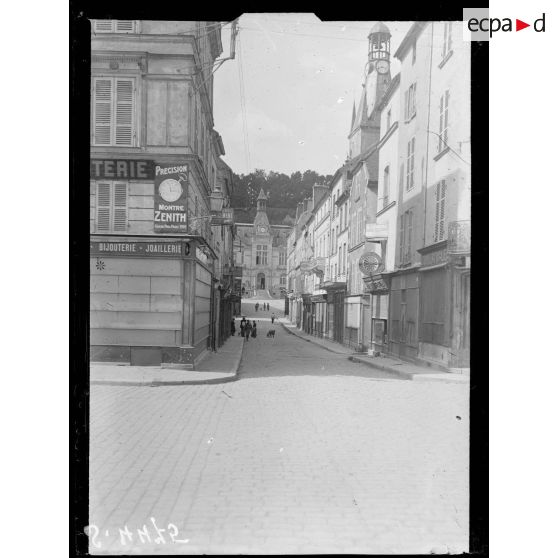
84,525 -> 101,549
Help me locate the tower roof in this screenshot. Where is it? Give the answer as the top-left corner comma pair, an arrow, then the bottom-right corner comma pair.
368,21 -> 391,37
349,86 -> 369,136
257,188 -> 268,201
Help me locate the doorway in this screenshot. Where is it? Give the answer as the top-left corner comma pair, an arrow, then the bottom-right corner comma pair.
257,273 -> 265,289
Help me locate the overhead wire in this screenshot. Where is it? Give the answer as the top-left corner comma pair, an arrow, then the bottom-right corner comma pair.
237,33 -> 252,172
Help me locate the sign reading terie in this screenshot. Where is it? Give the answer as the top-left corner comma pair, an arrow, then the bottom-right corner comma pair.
154,163 -> 189,233
90,159 -> 155,180
90,241 -> 190,257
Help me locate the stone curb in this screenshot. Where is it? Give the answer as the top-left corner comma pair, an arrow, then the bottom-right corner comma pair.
349,355 -> 469,384
278,320 -> 357,356
91,338 -> 246,387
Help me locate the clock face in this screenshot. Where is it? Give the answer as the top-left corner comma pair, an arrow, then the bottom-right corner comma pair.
158,178 -> 183,203
258,226 -> 267,234
376,59 -> 390,75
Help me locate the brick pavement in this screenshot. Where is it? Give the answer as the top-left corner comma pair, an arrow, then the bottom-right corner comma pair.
88,316 -> 469,554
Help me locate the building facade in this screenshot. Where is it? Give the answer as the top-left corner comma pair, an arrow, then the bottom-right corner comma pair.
286,21 -> 470,373
89,20 -> 236,368
234,190 -> 290,298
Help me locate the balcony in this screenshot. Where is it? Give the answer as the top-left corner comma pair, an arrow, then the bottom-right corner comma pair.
447,220 -> 471,255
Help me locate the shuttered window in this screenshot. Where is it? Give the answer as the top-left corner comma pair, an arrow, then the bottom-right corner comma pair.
93,20 -> 136,33
434,180 -> 447,242
92,77 -> 136,147
442,22 -> 453,59
406,137 -> 415,191
95,182 -> 128,232
438,90 -> 450,152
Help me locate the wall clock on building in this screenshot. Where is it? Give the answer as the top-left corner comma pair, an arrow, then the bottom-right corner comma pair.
158,178 -> 183,203
258,226 -> 267,234
375,59 -> 390,75
359,251 -> 385,276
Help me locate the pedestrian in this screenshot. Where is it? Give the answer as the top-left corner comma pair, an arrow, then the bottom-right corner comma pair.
266,303 -> 269,311
255,302 -> 259,312
271,313 -> 276,324
231,318 -> 236,336
240,316 -> 246,337
251,320 -> 257,338
244,320 -> 252,341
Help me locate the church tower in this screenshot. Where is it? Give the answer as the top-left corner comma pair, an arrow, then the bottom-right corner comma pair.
253,188 -> 270,236
348,22 -> 392,158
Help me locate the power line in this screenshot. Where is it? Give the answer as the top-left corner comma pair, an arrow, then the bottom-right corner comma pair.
240,26 -> 369,42
237,34 -> 252,172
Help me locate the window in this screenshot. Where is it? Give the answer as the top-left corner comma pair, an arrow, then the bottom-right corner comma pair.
438,90 -> 450,152
404,83 -> 416,120
95,182 -> 127,232
399,208 -> 414,264
434,180 -> 447,242
93,20 -> 137,33
412,40 -> 416,64
279,251 -> 287,266
406,137 -> 415,191
280,275 -> 287,286
343,243 -> 347,273
386,109 -> 392,130
338,247 -> 342,274
92,77 -> 136,146
256,245 -> 268,265
383,165 -> 390,207
442,22 -> 453,59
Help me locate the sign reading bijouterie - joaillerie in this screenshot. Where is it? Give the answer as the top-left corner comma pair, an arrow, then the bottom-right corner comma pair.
90,241 -> 190,257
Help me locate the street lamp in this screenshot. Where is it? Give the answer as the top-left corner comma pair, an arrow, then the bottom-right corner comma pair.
209,190 -> 225,213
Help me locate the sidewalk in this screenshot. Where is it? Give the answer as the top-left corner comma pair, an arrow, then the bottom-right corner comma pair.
90,335 -> 245,386
280,319 -> 469,384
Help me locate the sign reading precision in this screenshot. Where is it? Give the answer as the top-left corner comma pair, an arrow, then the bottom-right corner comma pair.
90,241 -> 190,257
154,163 -> 189,233
90,159 -> 155,179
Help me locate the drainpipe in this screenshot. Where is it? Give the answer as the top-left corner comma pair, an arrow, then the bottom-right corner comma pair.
423,22 -> 434,247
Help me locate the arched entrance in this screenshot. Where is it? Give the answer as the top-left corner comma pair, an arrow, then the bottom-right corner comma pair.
257,273 -> 265,289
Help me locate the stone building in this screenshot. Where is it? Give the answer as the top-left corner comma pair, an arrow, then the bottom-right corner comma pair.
234,190 -> 290,297
89,20 -> 236,368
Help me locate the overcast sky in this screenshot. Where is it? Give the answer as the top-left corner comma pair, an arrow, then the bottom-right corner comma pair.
213,14 -> 412,177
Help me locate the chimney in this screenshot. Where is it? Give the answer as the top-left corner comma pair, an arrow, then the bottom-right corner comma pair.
312,183 -> 329,207
295,202 -> 304,223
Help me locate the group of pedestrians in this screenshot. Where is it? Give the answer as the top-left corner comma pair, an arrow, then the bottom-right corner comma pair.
231,316 -> 257,341
254,302 -> 271,312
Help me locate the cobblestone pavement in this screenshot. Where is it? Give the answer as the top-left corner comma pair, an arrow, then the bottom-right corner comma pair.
88,317 -> 469,555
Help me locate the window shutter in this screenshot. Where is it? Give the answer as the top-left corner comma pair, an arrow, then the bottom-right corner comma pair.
447,22 -> 452,53
407,210 -> 414,262
113,183 -> 128,232
438,94 -> 444,152
93,78 -> 112,145
94,20 -> 113,32
399,214 -> 405,262
115,79 -> 134,146
443,90 -> 450,144
439,181 -> 447,240
434,182 -> 441,241
116,20 -> 135,32
96,183 -> 111,231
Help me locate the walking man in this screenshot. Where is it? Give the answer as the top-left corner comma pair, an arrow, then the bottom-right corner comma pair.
244,320 -> 252,341
271,312 -> 276,324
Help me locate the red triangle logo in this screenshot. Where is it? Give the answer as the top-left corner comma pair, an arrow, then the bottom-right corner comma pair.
516,19 -> 530,31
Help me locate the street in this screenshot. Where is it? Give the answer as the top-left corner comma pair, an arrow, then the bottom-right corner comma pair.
89,302 -> 469,555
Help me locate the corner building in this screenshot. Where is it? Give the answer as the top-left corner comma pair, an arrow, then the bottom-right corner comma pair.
89,20 -> 234,368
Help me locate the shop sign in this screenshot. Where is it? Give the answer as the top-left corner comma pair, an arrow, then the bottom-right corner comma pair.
421,246 -> 448,267
365,223 -> 389,241
359,252 -> 384,276
90,241 -> 190,257
90,159 -> 155,180
154,163 -> 189,233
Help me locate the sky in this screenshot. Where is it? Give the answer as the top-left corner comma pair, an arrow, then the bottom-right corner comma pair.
213,14 -> 412,177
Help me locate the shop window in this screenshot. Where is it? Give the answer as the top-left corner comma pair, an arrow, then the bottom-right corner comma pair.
420,268 -> 448,345
95,182 -> 128,232
92,77 -> 136,147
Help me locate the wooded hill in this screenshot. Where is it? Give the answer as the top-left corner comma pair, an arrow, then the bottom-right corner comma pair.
231,169 -> 333,225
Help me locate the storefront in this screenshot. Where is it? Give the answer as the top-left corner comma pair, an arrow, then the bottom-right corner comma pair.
322,282 -> 346,344
302,294 -> 312,334
90,237 -> 215,368
364,274 -> 391,356
310,293 -> 327,338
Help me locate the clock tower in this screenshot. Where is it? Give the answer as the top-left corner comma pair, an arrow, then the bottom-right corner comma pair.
253,188 -> 270,235
348,22 -> 392,158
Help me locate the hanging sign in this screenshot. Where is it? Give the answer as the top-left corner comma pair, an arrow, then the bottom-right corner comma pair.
154,163 -> 189,233
359,251 -> 384,276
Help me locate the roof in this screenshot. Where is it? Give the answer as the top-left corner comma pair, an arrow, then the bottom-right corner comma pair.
368,21 -> 391,37
257,188 -> 268,200
349,86 -> 369,136
394,22 -> 427,61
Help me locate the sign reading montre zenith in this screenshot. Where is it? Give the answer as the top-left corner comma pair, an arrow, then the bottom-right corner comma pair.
153,163 -> 189,233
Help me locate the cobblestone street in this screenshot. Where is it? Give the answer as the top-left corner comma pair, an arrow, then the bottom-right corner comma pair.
89,313 -> 469,554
